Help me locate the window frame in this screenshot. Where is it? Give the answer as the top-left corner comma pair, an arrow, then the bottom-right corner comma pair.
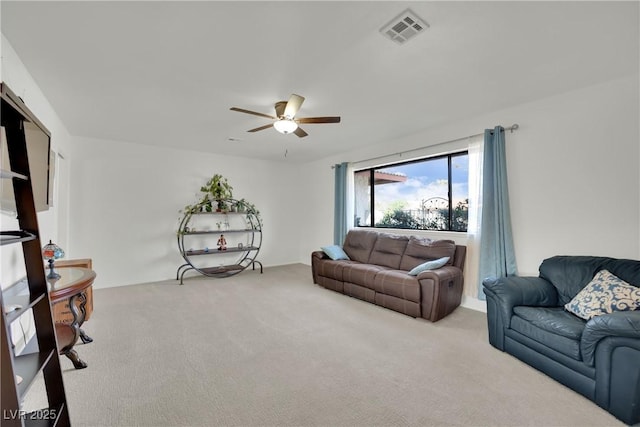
355,150 -> 469,232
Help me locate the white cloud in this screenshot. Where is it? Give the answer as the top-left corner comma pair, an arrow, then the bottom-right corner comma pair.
374,178 -> 468,212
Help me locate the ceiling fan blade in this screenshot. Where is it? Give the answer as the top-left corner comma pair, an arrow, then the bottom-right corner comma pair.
230,107 -> 277,120
296,116 -> 341,124
247,123 -> 274,133
283,94 -> 305,118
294,127 -> 308,138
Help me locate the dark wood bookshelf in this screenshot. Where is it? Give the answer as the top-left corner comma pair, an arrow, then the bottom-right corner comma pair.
1,82 -> 70,426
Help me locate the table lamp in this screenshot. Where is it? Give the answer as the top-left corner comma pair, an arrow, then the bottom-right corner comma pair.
42,240 -> 65,279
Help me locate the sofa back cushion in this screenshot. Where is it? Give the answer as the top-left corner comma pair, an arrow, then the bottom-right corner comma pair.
539,256 -> 640,305
342,229 -> 379,263
367,233 -> 409,269
399,237 -> 457,271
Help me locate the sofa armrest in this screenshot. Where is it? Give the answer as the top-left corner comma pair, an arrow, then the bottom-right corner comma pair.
482,276 -> 557,350
311,251 -> 329,283
483,276 -> 558,324
312,250 -> 328,260
417,266 -> 464,321
581,311 -> 640,366
594,335 -> 640,424
416,265 -> 459,282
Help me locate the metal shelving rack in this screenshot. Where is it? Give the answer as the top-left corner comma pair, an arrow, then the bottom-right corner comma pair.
176,198 -> 262,284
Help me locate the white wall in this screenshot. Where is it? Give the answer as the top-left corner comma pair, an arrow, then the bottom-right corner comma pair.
0,35 -> 72,288
298,74 -> 639,308
3,29 -> 638,304
68,136 -> 302,288
504,75 -> 639,273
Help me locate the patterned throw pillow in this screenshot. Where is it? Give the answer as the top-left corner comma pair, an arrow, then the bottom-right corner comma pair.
564,269 -> 640,320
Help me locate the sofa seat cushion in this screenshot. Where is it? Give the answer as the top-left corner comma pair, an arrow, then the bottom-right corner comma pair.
510,307 -> 585,361
373,270 -> 421,303
342,263 -> 390,289
513,306 -> 587,339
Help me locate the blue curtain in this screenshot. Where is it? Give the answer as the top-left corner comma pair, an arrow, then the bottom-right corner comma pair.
478,126 -> 517,299
334,162 -> 349,245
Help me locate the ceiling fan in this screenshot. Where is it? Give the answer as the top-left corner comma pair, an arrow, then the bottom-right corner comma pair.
230,94 -> 340,138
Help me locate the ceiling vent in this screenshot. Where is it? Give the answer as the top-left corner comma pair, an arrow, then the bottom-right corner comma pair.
380,8 -> 429,45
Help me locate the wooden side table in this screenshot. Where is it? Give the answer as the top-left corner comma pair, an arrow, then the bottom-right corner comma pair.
48,267 -> 96,369
52,258 -> 94,343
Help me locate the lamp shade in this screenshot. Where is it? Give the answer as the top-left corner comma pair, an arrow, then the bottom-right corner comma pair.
273,119 -> 298,134
42,240 -> 64,261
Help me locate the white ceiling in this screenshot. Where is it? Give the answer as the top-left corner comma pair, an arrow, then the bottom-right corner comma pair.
1,1 -> 638,162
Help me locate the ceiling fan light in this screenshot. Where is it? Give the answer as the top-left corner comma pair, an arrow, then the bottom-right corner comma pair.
273,119 -> 298,134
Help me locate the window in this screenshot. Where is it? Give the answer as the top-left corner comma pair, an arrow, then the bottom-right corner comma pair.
354,152 -> 468,232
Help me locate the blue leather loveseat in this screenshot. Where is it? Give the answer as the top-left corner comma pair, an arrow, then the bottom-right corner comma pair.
483,256 -> 640,425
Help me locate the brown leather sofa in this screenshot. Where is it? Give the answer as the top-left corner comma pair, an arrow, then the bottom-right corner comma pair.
311,229 -> 467,322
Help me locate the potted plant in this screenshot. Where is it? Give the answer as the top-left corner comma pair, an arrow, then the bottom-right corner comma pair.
235,198 -> 248,213
199,194 -> 213,212
200,174 -> 233,211
244,201 -> 263,229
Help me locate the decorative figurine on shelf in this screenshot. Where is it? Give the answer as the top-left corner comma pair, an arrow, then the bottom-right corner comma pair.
42,240 -> 65,279
217,234 -> 227,251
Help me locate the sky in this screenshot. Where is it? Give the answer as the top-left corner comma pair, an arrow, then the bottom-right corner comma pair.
374,154 -> 468,214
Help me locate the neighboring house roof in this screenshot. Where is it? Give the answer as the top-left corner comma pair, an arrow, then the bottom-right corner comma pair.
374,171 -> 407,185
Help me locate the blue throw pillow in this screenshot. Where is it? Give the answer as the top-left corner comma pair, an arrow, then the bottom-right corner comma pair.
321,245 -> 350,261
408,257 -> 450,276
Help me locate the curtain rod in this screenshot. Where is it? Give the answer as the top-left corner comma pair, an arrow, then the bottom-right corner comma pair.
332,123 -> 519,168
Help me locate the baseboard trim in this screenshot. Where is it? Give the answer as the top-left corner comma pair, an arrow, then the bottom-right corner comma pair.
461,295 -> 487,313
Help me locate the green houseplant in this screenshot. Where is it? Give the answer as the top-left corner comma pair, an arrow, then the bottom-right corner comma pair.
200,174 -> 234,211
178,175 -> 262,234
179,174 -> 233,220
243,201 -> 262,229
235,198 -> 248,213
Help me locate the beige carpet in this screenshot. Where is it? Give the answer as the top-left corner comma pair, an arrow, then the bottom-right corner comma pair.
28,264 -> 621,426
